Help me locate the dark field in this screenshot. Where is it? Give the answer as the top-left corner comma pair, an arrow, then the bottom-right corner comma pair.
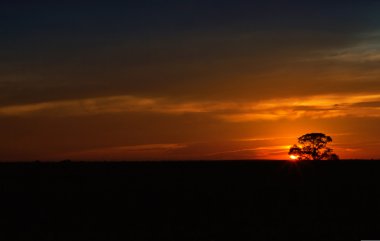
0,160 -> 379,241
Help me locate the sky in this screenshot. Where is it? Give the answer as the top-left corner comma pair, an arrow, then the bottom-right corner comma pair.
1,1 -> 380,161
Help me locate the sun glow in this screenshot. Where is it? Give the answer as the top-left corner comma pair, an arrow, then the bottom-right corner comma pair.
289,155 -> 299,161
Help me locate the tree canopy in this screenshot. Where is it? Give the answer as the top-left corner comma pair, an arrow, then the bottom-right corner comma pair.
288,133 -> 339,160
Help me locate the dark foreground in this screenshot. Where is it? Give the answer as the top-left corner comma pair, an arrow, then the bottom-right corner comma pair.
0,160 -> 379,241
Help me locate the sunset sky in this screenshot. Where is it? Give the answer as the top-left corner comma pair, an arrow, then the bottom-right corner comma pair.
1,1 -> 380,161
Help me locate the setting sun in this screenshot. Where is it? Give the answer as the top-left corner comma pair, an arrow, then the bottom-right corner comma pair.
289,155 -> 299,161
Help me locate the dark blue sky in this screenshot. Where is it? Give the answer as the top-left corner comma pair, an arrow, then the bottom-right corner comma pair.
2,1 -> 378,37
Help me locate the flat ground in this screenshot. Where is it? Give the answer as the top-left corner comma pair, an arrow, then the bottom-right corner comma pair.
0,160 -> 379,241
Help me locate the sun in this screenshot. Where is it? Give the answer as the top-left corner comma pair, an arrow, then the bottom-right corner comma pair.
289,155 -> 299,161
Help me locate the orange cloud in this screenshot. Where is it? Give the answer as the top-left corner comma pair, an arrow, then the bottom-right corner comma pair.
1,93 -> 380,122
49,143 -> 187,161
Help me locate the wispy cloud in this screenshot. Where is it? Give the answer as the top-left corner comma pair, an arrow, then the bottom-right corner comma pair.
205,144 -> 291,160
235,136 -> 294,142
323,45 -> 380,62
218,93 -> 380,121
0,95 -> 234,116
52,143 -> 187,161
1,93 -> 380,121
311,31 -> 380,63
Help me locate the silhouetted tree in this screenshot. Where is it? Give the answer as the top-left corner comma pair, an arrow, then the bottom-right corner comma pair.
288,133 -> 339,160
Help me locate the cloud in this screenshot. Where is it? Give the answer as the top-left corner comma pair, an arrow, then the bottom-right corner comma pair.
351,101 -> 380,107
1,93 -> 380,121
319,33 -> 380,63
2,28 -> 379,107
51,143 -> 187,161
218,93 -> 380,121
205,144 -> 291,160
0,95 -> 232,116
235,136 -> 294,142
